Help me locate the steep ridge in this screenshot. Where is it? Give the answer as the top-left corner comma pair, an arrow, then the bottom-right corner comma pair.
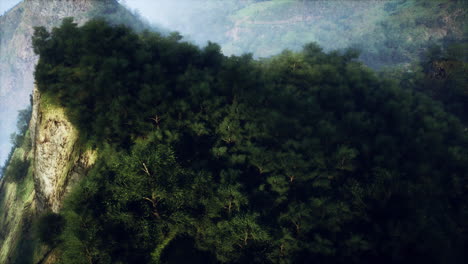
0,86 -> 92,263
31,86 -> 97,213
0,0 -> 145,164
0,1 -> 145,262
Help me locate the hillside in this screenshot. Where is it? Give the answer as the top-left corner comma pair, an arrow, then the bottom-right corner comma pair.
0,1 -> 466,263
151,0 -> 466,68
23,19 -> 468,263
0,85 -> 93,263
227,0 -> 466,67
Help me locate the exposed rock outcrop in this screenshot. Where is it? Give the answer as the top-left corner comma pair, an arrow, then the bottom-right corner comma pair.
0,1 -> 144,262
31,86 -> 96,213
0,86 -> 97,263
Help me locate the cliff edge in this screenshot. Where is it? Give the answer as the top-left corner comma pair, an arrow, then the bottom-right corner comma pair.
0,0 -> 144,262
0,86 -> 96,264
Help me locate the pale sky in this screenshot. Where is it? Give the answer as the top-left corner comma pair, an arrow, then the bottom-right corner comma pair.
120,0 -> 210,28
0,0 -> 21,15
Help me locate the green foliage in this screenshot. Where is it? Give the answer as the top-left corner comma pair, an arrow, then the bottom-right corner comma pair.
4,156 -> 30,182
10,102 -> 33,149
32,19 -> 468,264
380,43 -> 468,124
352,0 -> 466,68
36,212 -> 65,247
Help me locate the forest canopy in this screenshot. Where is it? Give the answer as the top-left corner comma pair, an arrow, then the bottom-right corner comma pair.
32,18 -> 468,264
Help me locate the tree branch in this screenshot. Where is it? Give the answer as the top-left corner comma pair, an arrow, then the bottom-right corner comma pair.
142,162 -> 151,176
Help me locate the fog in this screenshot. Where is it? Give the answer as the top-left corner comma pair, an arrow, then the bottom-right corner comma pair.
119,0 -> 252,54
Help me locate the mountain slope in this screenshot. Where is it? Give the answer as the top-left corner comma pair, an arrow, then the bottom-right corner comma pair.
150,0 -> 466,68
0,1 -> 466,263
28,19 -> 468,263
224,0 -> 466,67
0,1 -> 145,263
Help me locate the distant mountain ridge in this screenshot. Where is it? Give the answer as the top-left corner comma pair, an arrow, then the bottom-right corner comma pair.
151,0 -> 465,67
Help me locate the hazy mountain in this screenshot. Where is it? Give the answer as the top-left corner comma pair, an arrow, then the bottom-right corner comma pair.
135,0 -> 466,66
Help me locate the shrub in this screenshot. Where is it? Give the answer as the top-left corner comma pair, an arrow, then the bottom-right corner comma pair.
36,212 -> 65,247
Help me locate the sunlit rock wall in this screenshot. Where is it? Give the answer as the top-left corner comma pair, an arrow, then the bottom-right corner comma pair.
31,86 -> 96,213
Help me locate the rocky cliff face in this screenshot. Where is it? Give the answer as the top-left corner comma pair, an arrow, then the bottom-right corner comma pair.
0,86 -> 96,263
0,1 -> 144,262
31,86 -> 96,213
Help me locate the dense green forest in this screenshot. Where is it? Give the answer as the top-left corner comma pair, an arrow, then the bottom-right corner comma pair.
29,18 -> 468,263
